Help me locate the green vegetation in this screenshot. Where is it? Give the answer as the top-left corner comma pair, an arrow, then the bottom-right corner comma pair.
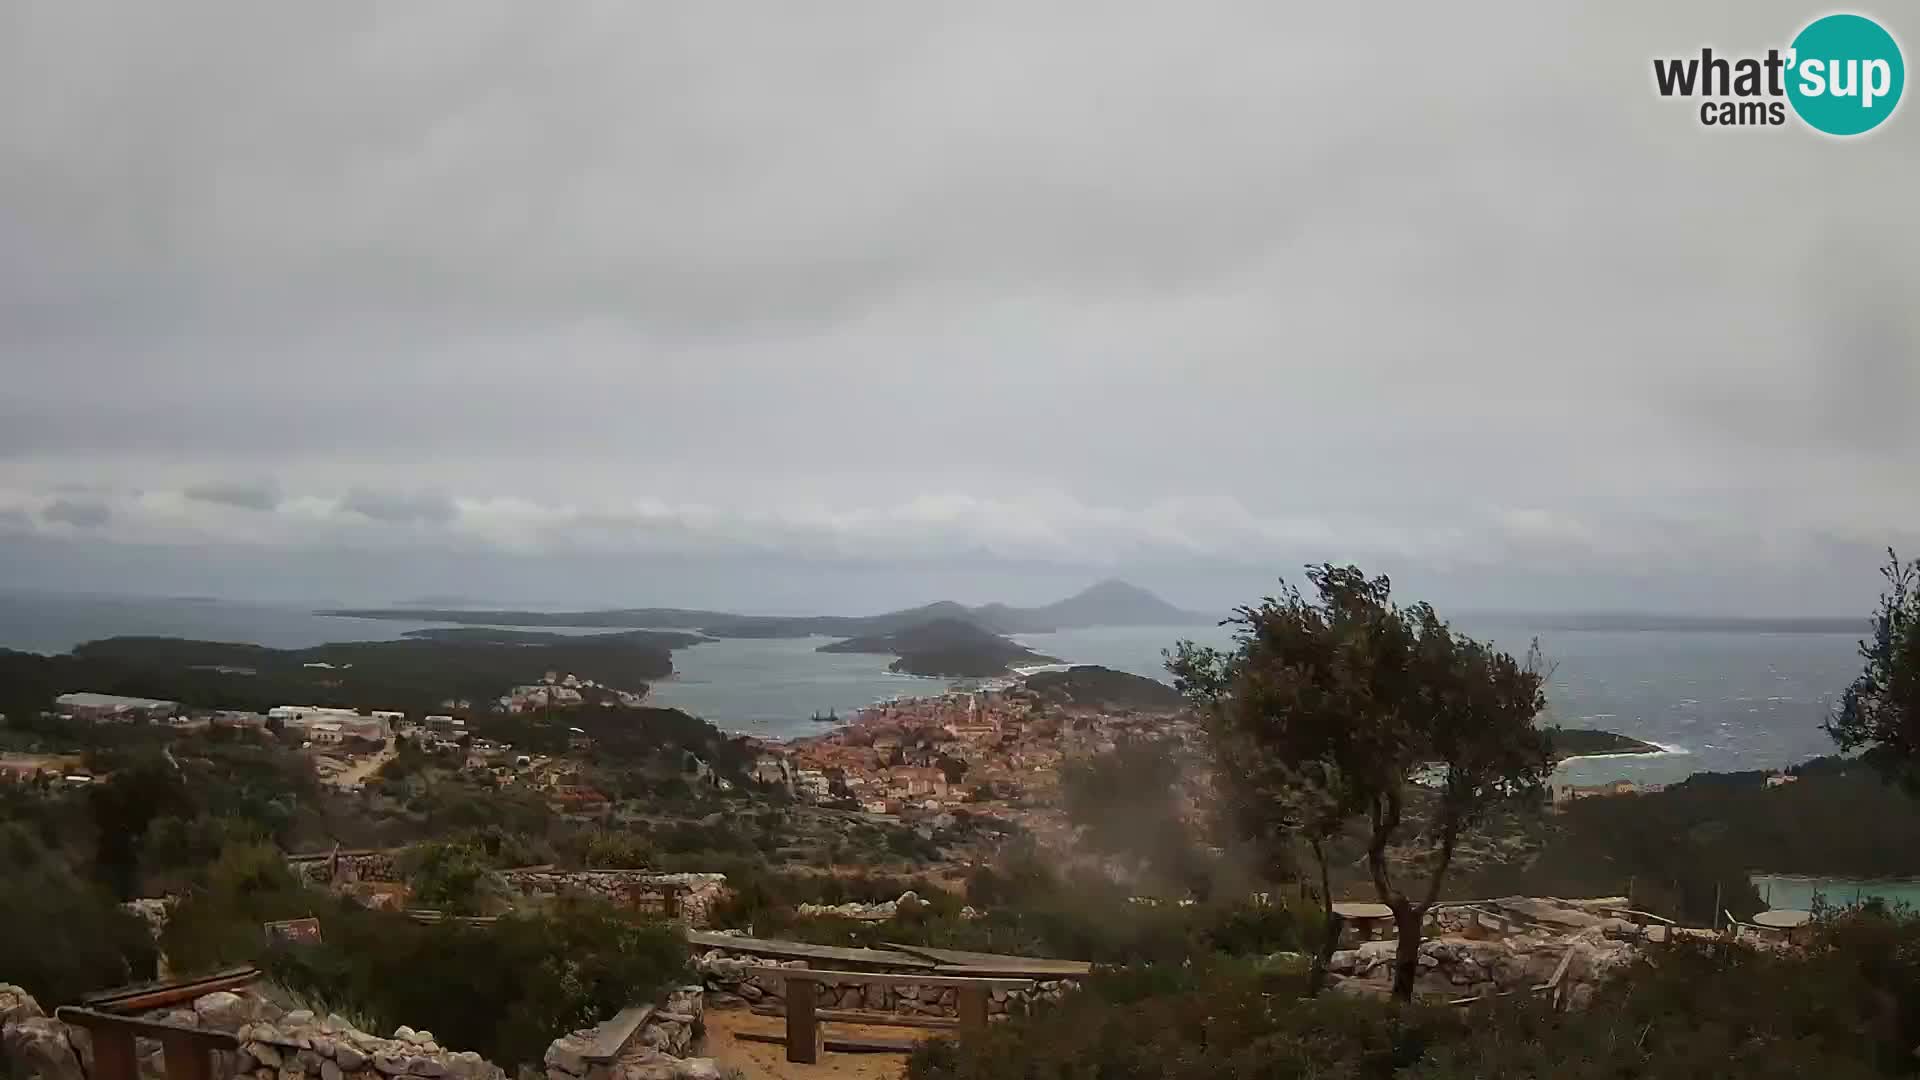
1545,726 -> 1660,757
0,628 -> 685,726
819,617 -> 1058,676
910,908 -> 1920,1080
1829,550 -> 1920,794
1022,665 -> 1186,711
1171,565 -> 1552,999
0,819 -> 156,1006
708,850 -> 1309,966
149,842 -> 685,1068
1455,755 -> 1920,922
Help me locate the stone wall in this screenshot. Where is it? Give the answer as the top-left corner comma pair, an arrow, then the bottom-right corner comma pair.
1,983 -> 508,1080
542,986 -> 715,1080
501,871 -> 727,929
1327,897 -> 1649,1006
287,850 -> 398,887
691,948 -> 1076,1020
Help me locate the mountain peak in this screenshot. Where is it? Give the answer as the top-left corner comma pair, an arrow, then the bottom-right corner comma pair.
1032,579 -> 1201,628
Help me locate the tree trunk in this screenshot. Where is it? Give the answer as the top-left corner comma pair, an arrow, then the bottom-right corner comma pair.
1306,840 -> 1336,997
1390,903 -> 1423,1000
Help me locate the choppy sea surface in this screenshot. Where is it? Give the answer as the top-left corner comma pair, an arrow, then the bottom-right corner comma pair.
0,592 -> 1865,783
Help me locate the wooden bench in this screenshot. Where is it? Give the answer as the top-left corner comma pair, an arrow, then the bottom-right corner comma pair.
749,968 -> 1034,1063
56,1008 -> 239,1080
577,1005 -> 656,1065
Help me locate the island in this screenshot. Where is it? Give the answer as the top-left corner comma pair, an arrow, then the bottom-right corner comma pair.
321,579 -> 1214,636
1547,726 -> 1662,759
0,627 -> 708,720
1022,665 -> 1187,712
817,617 -> 1059,677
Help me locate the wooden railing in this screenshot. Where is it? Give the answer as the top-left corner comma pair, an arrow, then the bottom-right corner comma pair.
55,1008 -> 238,1080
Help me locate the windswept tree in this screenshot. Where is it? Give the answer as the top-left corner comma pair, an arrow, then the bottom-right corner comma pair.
1169,565 -> 1551,1000
1827,550 -> 1920,794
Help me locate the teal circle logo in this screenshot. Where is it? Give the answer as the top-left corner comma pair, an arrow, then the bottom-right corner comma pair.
1786,14 -> 1904,135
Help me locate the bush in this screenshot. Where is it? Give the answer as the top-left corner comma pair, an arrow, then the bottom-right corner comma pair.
265,897 -> 687,1068
0,823 -> 156,1004
400,839 -> 509,914
908,910 -> 1920,1080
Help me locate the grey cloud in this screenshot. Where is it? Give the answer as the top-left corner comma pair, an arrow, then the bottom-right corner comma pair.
339,488 -> 458,525
41,498 -> 110,528
0,0 -> 1915,614
184,479 -> 282,511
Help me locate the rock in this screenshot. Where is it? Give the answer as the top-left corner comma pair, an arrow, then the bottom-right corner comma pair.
336,1046 -> 368,1071
407,1031 -> 437,1047
194,991 -> 252,1028
393,1028 -> 417,1044
373,1053 -> 412,1075
3,1016 -> 86,1080
543,1034 -> 591,1076
702,993 -> 744,1011
284,1011 -> 317,1029
323,1061 -> 344,1080
252,1043 -> 286,1069
671,1060 -> 720,1080
409,1057 -> 448,1077
0,985 -> 47,1027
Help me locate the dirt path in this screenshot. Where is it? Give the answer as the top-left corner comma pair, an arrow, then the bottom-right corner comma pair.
328,738 -> 395,789
703,1009 -> 928,1080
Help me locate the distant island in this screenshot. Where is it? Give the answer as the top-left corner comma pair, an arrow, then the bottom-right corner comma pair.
1021,665 -> 1186,712
818,617 -> 1058,677
1547,726 -> 1662,759
0,628 -> 704,720
320,578 -> 1213,637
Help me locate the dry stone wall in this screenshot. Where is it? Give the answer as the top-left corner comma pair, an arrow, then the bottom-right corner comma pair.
0,982 -> 508,1080
501,872 -> 726,928
1328,897 -> 1649,1006
288,851 -> 398,887
691,947 -> 1076,1019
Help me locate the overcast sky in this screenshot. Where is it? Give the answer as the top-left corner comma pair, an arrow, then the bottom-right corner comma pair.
2,1 -> 1916,614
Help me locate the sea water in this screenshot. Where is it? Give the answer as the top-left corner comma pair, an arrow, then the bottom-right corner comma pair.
0,591 -> 1865,782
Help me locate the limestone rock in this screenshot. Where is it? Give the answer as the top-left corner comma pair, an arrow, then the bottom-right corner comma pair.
543,1034 -> 591,1076
3,1016 -> 85,1080
0,985 -> 47,1027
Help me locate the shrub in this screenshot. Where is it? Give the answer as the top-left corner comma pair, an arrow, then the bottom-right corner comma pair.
265,897 -> 686,1067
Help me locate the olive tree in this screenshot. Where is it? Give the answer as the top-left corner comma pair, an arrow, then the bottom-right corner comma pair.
1827,550 -> 1920,794
1170,565 -> 1550,1000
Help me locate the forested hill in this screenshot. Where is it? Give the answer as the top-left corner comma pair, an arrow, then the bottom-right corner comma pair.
1021,665 -> 1187,712
818,617 -> 1058,677
0,628 -> 700,719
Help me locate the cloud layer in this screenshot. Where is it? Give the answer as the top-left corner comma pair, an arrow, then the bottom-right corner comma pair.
2,1 -> 1916,612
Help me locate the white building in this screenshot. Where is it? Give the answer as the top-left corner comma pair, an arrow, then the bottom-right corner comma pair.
55,692 -> 178,722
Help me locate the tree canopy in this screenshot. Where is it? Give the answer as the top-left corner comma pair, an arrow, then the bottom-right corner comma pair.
1828,550 -> 1920,794
1170,565 -> 1551,998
